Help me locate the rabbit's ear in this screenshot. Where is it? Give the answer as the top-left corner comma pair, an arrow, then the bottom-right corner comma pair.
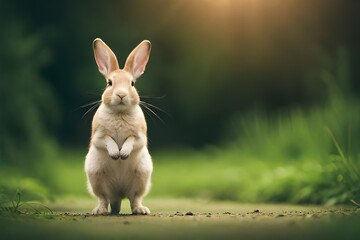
93,38 -> 119,77
124,40 -> 151,79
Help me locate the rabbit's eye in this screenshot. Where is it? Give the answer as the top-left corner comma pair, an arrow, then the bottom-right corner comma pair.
131,81 -> 135,87
107,79 -> 112,87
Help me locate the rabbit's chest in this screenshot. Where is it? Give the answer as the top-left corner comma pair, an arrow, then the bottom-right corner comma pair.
104,116 -> 136,144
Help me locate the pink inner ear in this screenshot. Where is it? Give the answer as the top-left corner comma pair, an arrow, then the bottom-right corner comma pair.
133,48 -> 149,77
95,46 -> 110,75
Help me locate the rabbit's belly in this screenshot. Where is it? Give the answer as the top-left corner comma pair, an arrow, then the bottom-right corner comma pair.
106,160 -> 135,198
85,147 -> 137,198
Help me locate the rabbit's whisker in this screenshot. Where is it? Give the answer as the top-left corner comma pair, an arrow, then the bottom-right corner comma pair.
141,105 -> 155,122
81,100 -> 102,108
140,101 -> 165,124
81,100 -> 102,118
141,101 -> 171,117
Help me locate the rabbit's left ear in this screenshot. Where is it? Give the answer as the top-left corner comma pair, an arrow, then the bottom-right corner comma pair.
93,38 -> 119,77
124,40 -> 151,79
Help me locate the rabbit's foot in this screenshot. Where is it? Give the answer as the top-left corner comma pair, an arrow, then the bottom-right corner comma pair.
132,206 -> 150,215
92,206 -> 108,215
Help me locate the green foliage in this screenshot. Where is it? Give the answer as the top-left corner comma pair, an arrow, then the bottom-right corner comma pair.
0,3 -> 58,167
49,150 -> 88,197
325,128 -> 360,205
0,169 -> 50,202
148,130 -> 360,205
0,189 -> 52,215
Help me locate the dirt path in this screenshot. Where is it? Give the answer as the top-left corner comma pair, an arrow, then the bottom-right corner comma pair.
54,198 -> 357,220
2,198 -> 360,240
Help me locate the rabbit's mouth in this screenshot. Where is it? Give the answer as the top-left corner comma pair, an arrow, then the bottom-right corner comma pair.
108,95 -> 138,110
112,97 -> 128,106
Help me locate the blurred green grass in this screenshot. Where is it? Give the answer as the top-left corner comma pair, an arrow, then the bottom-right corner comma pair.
3,126 -> 359,206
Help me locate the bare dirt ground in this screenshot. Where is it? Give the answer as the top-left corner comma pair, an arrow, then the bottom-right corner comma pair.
2,198 -> 360,240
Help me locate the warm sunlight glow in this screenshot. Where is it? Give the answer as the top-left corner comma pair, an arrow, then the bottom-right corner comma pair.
212,0 -> 232,6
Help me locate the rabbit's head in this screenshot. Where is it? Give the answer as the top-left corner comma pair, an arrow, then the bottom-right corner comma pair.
93,38 -> 151,112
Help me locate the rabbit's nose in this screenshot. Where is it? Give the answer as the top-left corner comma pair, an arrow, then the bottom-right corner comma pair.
117,93 -> 127,99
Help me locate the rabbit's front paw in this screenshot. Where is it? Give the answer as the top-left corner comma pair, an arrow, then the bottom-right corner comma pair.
132,206 -> 150,215
119,148 -> 131,160
120,152 -> 129,160
109,152 -> 120,160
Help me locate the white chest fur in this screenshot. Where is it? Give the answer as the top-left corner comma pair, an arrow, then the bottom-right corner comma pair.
93,104 -> 145,147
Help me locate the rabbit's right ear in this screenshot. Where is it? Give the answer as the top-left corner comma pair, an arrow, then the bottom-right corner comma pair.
124,40 -> 151,79
93,38 -> 119,77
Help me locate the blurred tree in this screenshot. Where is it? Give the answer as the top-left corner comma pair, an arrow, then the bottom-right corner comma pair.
0,1 -> 58,166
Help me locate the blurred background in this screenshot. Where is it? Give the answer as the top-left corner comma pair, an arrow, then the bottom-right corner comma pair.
0,0 -> 360,205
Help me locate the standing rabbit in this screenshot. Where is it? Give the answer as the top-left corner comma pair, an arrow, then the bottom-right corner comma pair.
85,38 -> 153,215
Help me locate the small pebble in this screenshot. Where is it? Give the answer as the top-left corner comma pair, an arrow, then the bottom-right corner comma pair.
175,212 -> 184,216
185,211 -> 194,216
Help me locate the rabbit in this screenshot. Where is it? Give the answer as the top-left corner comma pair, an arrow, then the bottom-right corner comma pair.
85,38 -> 153,215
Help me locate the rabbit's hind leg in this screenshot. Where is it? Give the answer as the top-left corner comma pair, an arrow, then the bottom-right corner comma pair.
130,195 -> 150,215
92,195 -> 109,215
110,199 -> 121,215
